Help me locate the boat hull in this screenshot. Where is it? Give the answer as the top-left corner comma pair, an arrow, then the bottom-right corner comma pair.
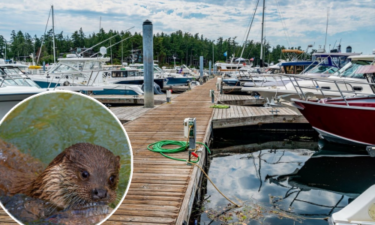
293,99 -> 375,146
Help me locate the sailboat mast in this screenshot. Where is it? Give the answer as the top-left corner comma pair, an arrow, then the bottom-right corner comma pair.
260,0 -> 265,67
324,8 -> 329,52
51,5 -> 56,63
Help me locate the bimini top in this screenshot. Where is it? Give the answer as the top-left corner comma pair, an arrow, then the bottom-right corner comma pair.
348,55 -> 375,61
282,49 -> 305,54
281,61 -> 315,66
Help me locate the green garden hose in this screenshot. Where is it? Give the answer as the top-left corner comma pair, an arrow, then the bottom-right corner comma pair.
147,139 -> 241,207
147,140 -> 211,163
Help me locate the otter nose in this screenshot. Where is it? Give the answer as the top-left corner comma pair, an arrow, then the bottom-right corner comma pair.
92,189 -> 107,200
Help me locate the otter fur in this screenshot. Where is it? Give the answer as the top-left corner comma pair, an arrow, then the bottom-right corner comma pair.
11,143 -> 121,210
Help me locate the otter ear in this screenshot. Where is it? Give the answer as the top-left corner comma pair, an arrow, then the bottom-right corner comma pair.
63,148 -> 77,162
115,155 -> 121,168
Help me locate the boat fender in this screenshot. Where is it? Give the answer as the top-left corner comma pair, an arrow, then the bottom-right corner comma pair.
63,81 -> 70,86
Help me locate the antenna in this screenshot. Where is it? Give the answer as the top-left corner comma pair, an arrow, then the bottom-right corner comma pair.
99,16 -> 101,32
51,5 -> 56,64
324,7 -> 329,51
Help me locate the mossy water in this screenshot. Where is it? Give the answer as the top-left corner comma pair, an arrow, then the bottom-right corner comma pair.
191,131 -> 375,225
0,92 -> 131,208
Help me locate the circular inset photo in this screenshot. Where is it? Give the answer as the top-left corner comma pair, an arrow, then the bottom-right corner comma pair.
0,91 -> 132,225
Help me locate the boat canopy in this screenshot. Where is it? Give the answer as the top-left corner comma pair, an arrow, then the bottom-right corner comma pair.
355,65 -> 375,75
349,55 -> 375,61
282,49 -> 304,54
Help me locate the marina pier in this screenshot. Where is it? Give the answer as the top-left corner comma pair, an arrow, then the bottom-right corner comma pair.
0,77 -> 310,224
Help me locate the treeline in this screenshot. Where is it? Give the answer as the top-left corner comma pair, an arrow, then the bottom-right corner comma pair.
0,28 -> 309,66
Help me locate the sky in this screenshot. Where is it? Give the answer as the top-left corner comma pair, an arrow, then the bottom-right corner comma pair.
1,0 -> 375,54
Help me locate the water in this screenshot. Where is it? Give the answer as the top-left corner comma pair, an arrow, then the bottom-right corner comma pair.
192,130 -> 375,225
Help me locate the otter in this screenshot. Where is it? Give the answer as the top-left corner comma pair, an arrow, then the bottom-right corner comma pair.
10,143 -> 121,211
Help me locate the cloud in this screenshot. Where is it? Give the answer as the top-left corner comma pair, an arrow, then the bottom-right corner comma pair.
0,0 -> 374,53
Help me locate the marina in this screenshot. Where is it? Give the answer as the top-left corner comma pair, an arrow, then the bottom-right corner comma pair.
1,0 -> 375,224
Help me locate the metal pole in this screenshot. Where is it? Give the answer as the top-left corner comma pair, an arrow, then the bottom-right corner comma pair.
143,20 -> 154,108
51,5 -> 56,64
260,0 -> 265,67
199,56 -> 203,77
209,60 -> 212,76
4,41 -> 6,63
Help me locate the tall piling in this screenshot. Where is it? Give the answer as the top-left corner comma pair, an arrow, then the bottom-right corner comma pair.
209,60 -> 212,76
143,20 -> 154,108
199,56 -> 203,78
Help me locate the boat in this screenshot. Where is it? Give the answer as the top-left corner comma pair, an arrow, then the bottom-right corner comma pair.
241,53 -> 369,100
330,185 -> 375,224
30,57 -> 144,95
291,65 -> 375,146
129,63 -> 195,86
0,63 -> 46,118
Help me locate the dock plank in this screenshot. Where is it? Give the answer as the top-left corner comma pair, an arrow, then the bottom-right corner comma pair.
212,105 -> 308,129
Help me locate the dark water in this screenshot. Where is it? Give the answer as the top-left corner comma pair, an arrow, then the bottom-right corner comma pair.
191,130 -> 375,225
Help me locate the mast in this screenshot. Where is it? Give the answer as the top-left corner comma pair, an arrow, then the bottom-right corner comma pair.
51,5 -> 56,63
324,8 -> 329,52
260,0 -> 265,67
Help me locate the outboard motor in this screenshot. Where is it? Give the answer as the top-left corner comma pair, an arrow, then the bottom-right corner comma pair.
141,82 -> 163,95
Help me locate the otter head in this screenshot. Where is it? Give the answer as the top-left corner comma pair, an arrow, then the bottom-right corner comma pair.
29,143 -> 121,210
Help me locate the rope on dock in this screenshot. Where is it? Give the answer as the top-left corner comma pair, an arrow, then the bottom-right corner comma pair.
147,127 -> 241,208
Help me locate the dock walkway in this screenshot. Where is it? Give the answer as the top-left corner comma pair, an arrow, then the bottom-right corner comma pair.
212,105 -> 307,129
0,77 -> 309,224
106,78 -> 217,224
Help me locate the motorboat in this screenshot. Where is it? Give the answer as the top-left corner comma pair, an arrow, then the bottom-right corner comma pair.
292,65 -> 375,146
242,54 -> 371,100
129,63 -> 195,86
30,57 -> 144,95
0,63 -> 46,119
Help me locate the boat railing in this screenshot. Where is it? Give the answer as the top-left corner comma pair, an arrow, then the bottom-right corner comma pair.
282,74 -> 375,106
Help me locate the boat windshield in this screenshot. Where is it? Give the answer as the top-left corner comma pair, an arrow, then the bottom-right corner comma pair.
24,78 -> 41,88
338,60 -> 372,79
307,65 -> 338,74
2,67 -> 24,75
50,63 -> 80,74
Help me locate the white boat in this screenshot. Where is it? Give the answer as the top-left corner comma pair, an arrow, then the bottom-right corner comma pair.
129,63 -> 195,86
0,63 -> 46,118
30,57 -> 144,95
330,185 -> 375,225
241,54 -> 372,100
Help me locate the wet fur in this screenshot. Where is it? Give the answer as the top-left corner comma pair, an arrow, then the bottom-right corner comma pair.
11,143 -> 121,210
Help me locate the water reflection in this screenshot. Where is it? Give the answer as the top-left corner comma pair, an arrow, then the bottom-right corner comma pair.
197,140 -> 375,225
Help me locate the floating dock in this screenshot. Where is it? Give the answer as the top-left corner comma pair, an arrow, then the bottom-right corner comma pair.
212,105 -> 308,129
94,94 -> 179,105
218,94 -> 266,106
0,77 -> 310,224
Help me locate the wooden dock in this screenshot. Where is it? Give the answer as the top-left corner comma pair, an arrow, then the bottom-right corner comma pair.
212,105 -> 308,129
218,94 -> 266,106
110,106 -> 155,123
94,94 -> 179,105
105,78 -> 216,224
0,77 -> 310,224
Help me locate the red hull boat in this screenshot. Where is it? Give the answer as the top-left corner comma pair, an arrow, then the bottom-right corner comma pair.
293,97 -> 375,146
291,65 -> 375,146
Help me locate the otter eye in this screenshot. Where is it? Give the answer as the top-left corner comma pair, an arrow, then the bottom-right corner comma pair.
81,171 -> 90,179
109,175 -> 116,184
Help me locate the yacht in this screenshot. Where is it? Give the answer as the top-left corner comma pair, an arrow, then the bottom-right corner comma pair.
0,63 -> 46,119
241,53 -> 366,100
30,57 -> 144,95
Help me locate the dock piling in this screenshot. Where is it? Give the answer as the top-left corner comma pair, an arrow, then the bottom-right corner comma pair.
209,60 -> 212,76
142,20 -> 154,108
199,56 -> 203,78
